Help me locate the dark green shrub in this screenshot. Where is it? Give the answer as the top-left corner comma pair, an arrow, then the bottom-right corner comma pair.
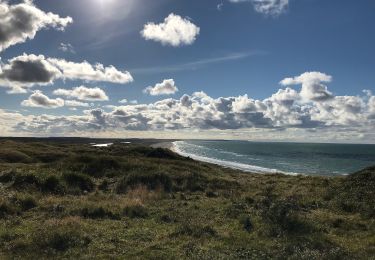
0,170 -> 15,183
0,201 -> 17,218
239,215 -> 253,232
260,198 -> 305,236
83,156 -> 121,177
205,190 -> 218,198
41,176 -> 65,194
62,173 -> 94,192
175,172 -> 208,192
123,205 -> 148,218
174,223 -> 217,238
35,225 -> 90,252
116,172 -> 172,193
98,179 -> 109,191
34,152 -> 65,163
145,148 -> 180,159
225,202 -> 246,218
80,207 -> 120,220
12,173 -> 40,189
17,195 -> 37,211
0,150 -> 32,163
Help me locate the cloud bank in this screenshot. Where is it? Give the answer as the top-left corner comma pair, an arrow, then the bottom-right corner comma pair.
2,72 -> 374,143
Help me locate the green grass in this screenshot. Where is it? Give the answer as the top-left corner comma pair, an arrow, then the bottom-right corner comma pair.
0,138 -> 373,259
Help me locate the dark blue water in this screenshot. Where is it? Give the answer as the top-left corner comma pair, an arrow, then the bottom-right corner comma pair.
173,140 -> 375,176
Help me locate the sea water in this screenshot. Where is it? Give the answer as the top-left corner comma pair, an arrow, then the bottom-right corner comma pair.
173,140 -> 375,176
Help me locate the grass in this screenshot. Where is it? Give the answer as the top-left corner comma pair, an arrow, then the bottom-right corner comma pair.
0,138 -> 373,259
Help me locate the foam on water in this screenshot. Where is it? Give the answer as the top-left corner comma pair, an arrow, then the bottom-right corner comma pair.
173,141 -> 300,175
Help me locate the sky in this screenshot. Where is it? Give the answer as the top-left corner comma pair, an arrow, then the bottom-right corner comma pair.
0,0 -> 374,143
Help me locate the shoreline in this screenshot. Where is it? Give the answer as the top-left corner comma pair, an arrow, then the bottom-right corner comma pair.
152,141 -> 298,175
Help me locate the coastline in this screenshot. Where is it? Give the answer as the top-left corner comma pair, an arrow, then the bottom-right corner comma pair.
151,141 -> 297,175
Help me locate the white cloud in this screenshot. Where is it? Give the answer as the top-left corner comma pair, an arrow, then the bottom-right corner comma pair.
280,72 -> 333,102
143,79 -> 179,96
47,58 -> 133,84
228,0 -> 289,16
0,1 -> 73,52
59,43 -> 75,53
2,71 -> 374,143
64,100 -> 90,107
141,13 -> 200,47
53,86 -> 109,101
0,54 -> 133,93
21,91 -> 64,108
119,99 -> 128,104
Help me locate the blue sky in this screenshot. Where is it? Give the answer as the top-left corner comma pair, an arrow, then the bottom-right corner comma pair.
0,0 -> 374,143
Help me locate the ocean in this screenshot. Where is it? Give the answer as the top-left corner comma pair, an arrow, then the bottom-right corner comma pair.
172,140 -> 375,176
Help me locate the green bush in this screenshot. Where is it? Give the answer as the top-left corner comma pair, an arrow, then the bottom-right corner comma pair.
41,176 -> 66,194
35,223 -> 90,252
83,156 -> 121,177
116,172 -> 172,193
239,215 -> 253,232
80,206 -> 120,220
0,201 -> 17,218
16,195 -> 37,211
174,223 -> 217,238
12,173 -> 41,190
123,205 -> 148,218
0,150 -> 32,163
62,173 -> 94,193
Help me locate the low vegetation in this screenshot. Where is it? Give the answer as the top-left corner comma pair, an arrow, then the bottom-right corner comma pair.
0,138 -> 373,259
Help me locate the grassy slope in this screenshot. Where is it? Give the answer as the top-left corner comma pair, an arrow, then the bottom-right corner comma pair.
0,139 -> 374,259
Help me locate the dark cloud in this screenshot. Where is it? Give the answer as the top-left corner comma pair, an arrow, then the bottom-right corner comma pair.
0,1 -> 72,52
2,59 -> 57,83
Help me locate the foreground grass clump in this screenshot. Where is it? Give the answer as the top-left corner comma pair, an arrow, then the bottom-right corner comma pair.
0,138 -> 373,259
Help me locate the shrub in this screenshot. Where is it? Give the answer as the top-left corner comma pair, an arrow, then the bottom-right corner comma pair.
123,205 -> 148,218
174,223 -> 217,238
0,201 -> 17,218
145,148 -> 180,159
174,172 -> 208,192
83,156 -> 121,177
41,176 -> 66,194
80,206 -> 120,220
116,172 -> 172,193
259,198 -> 304,236
12,173 -> 40,190
16,195 -> 37,211
0,170 -> 15,183
62,172 -> 94,193
35,218 -> 90,252
0,150 -> 32,163
239,215 -> 253,232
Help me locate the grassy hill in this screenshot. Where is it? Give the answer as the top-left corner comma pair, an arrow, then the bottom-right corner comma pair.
0,139 -> 373,259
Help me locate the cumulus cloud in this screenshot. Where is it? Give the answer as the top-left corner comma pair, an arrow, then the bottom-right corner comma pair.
141,13 -> 200,47
53,86 -> 109,101
47,58 -> 133,84
228,0 -> 289,16
2,71 -> 374,143
280,72 -> 333,102
21,90 -> 64,108
0,54 -> 133,93
0,0 -> 72,52
64,100 -> 90,107
143,79 -> 179,96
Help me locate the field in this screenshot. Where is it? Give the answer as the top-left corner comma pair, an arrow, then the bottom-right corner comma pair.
0,138 -> 374,259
